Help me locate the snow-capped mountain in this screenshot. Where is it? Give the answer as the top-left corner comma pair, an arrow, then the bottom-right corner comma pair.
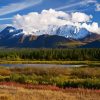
56,25 -> 90,40
0,25 -> 92,40
24,25 -> 91,40
0,26 -> 23,39
0,25 -> 100,48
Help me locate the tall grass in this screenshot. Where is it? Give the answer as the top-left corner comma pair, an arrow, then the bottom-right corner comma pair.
0,85 -> 100,100
0,67 -> 100,89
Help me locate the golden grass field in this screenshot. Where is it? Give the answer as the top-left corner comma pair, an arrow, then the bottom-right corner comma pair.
0,85 -> 100,100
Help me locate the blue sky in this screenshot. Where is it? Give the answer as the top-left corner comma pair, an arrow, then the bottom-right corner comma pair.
0,0 -> 100,25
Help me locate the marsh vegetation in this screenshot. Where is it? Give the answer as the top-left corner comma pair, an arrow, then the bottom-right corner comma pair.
0,48 -> 100,100
0,66 -> 100,89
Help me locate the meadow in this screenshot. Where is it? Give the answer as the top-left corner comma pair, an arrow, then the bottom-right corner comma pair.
0,66 -> 100,89
0,48 -> 100,100
0,85 -> 100,100
0,66 -> 100,100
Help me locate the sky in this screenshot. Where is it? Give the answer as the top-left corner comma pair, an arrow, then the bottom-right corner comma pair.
0,0 -> 100,34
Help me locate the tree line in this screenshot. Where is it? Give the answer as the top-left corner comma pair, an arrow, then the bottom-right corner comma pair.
0,48 -> 100,61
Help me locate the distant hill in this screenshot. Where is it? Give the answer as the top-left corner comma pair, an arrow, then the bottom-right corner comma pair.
80,39 -> 100,48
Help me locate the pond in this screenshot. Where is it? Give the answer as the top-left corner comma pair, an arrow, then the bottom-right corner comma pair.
0,64 -> 86,68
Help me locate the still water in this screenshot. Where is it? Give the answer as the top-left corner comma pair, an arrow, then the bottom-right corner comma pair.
0,64 -> 85,68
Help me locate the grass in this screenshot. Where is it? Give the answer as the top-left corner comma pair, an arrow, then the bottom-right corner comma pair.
0,60 -> 100,65
0,64 -> 100,100
0,85 -> 100,100
0,66 -> 100,89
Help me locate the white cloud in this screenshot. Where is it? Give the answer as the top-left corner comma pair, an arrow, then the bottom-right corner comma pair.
0,0 -> 42,16
55,0 -> 97,10
0,17 -> 13,20
71,12 -> 92,22
13,9 -> 70,35
13,9 -> 100,35
82,22 -> 100,33
95,3 -> 100,11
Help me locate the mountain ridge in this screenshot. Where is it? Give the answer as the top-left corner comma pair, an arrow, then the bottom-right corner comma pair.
0,25 -> 100,48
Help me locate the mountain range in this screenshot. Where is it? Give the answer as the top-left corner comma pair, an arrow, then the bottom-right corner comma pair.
0,25 -> 100,48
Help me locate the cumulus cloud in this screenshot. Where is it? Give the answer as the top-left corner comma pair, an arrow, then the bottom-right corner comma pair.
13,9 -> 100,35
71,12 -> 92,22
95,3 -> 100,11
13,9 -> 70,35
82,22 -> 100,34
